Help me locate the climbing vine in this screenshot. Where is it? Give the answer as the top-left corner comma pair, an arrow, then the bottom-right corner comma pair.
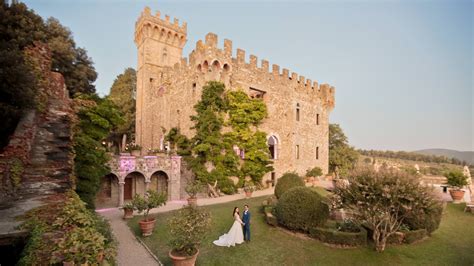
172,81 -> 272,194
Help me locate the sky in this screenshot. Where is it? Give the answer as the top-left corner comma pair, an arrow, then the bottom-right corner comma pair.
22,0 -> 473,152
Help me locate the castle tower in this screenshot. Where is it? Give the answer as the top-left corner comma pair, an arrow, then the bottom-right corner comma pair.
134,7 -> 187,148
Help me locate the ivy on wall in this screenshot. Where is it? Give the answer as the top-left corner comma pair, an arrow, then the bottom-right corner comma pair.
166,81 -> 273,194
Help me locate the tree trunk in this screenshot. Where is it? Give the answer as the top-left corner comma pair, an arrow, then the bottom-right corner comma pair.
373,229 -> 387,252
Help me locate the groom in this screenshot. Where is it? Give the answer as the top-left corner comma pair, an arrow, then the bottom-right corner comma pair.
242,204 -> 251,242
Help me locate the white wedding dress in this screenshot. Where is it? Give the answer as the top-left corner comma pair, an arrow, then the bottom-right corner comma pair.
213,213 -> 244,247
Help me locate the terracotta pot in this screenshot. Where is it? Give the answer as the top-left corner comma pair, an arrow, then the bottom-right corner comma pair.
187,197 -> 197,207
131,150 -> 141,156
139,218 -> 156,237
449,189 -> 465,203
245,191 -> 252,198
169,249 -> 199,266
63,261 -> 74,266
123,208 -> 134,219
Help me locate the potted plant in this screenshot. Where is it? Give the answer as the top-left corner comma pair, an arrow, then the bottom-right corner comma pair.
445,170 -> 468,203
243,180 -> 255,198
185,180 -> 202,207
168,206 -> 211,266
126,142 -> 142,156
131,190 -> 167,236
122,202 -> 134,219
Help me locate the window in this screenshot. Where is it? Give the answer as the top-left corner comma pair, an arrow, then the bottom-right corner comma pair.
316,113 -> 319,125
268,136 -> 278,159
316,146 -> 319,160
192,82 -> 196,89
249,87 -> 266,99
296,103 -> 300,121
296,145 -> 300,159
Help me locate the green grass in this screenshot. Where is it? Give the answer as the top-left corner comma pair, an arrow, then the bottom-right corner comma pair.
128,197 -> 474,266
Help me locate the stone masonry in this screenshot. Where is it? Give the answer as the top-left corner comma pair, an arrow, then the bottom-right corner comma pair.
134,7 -> 335,182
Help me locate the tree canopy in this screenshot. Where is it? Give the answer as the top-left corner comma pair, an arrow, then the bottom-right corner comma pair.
328,124 -> 359,177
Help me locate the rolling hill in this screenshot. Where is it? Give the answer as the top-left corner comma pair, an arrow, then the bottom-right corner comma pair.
414,149 -> 474,165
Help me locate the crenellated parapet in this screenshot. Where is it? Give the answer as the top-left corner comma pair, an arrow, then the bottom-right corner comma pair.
167,32 -> 336,108
135,6 -> 187,48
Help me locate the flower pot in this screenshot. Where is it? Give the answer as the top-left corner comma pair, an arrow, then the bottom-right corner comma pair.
139,218 -> 156,237
187,197 -> 197,207
131,150 -> 141,156
123,208 -> 134,219
63,261 -> 74,266
449,189 -> 465,203
169,249 -> 199,266
245,191 -> 252,198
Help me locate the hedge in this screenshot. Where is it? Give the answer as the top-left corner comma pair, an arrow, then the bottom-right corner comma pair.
274,172 -> 305,199
309,226 -> 367,247
275,187 -> 329,232
403,229 -> 427,244
263,206 -> 278,226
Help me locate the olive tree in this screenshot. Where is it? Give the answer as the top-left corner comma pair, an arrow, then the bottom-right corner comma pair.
332,168 -> 440,252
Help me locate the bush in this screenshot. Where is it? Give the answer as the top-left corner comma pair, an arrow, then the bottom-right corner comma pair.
445,170 -> 468,189
168,206 -> 211,257
310,225 -> 367,247
403,229 -> 427,244
217,177 -> 236,194
275,187 -> 329,232
305,167 -> 323,177
404,201 -> 443,235
274,172 -> 305,199
263,206 -> 278,226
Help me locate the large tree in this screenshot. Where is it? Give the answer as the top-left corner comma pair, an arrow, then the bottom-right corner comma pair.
0,2 -> 98,148
333,168 -> 442,252
329,124 -> 359,177
73,94 -> 123,209
45,17 -> 97,96
107,68 -> 136,151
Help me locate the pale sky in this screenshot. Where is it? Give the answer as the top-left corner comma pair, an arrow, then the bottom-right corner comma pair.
23,0 -> 473,152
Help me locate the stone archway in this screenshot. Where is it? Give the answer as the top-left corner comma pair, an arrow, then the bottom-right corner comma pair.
150,170 -> 169,198
96,173 -> 119,208
124,171 -> 146,201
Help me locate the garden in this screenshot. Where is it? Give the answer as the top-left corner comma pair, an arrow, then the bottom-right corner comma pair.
128,171 -> 474,265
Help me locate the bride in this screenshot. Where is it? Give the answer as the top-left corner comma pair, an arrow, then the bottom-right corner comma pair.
213,207 -> 245,247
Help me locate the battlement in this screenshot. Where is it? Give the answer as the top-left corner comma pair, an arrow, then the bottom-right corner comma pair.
135,7 -> 187,47
188,32 -> 335,98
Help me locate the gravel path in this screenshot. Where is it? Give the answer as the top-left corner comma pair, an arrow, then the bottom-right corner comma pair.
98,187 -> 276,266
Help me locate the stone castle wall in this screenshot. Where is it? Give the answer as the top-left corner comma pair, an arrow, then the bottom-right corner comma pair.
134,7 -> 335,182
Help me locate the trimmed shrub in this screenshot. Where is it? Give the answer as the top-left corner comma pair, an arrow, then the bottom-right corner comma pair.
404,202 -> 443,235
263,206 -> 278,226
275,187 -> 329,232
403,229 -> 427,244
310,226 -> 367,247
274,172 -> 305,199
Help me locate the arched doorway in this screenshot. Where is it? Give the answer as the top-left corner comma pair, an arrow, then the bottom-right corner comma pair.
268,135 -> 278,160
96,173 -> 119,208
150,171 -> 169,197
124,171 -> 146,200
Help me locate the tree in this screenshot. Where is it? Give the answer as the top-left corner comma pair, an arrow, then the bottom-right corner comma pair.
332,168 -> 440,252
73,94 -> 123,208
0,42 -> 36,148
107,68 -> 136,152
44,17 -> 97,96
329,124 -> 359,177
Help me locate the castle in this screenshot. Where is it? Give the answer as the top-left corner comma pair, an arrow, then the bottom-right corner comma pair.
134,7 -> 335,184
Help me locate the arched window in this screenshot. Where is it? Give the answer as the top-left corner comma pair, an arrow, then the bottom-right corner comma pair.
268,136 -> 278,160
162,48 -> 168,64
296,103 -> 300,121
202,60 -> 209,72
212,60 -> 221,71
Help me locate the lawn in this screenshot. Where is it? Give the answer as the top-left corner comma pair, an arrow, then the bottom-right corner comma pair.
128,196 -> 474,266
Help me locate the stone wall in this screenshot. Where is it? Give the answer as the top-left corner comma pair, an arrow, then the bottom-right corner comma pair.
134,7 -> 335,183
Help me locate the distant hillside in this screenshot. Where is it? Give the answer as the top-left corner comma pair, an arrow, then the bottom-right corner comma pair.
414,149 -> 474,165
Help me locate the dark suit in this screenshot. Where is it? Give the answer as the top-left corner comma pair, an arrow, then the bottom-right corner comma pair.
242,210 -> 251,241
